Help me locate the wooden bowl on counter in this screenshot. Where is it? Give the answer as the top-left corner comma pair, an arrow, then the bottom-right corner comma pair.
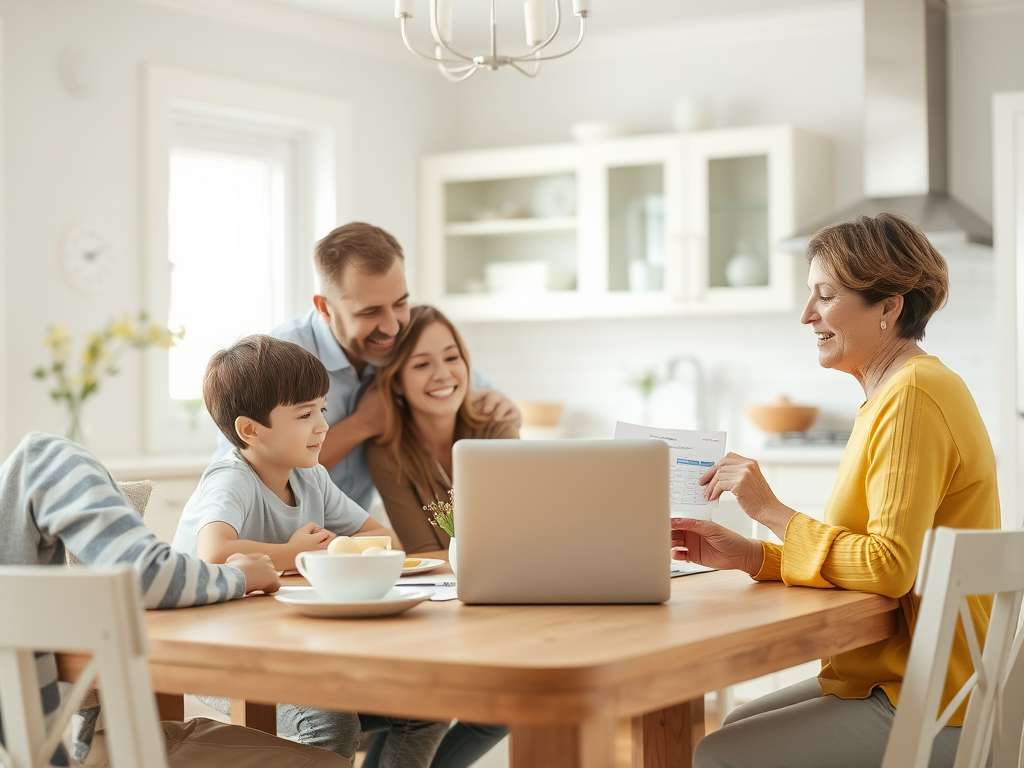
516,401 -> 565,427
746,395 -> 818,434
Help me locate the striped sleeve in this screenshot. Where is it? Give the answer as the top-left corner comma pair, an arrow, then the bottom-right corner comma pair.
780,386 -> 957,597
7,432 -> 246,607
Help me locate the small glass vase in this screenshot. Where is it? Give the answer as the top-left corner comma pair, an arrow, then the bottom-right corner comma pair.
63,402 -> 88,447
447,537 -> 458,577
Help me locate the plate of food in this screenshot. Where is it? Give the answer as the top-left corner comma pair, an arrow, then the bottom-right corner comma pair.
401,557 -> 446,575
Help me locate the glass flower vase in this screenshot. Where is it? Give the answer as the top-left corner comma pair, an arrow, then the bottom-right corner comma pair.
63,402 -> 88,447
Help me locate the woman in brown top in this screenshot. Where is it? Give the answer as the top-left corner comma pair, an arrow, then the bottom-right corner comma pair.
367,305 -> 518,554
364,305 -> 516,768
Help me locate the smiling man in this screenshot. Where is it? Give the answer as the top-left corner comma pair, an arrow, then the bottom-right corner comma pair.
213,222 -> 518,510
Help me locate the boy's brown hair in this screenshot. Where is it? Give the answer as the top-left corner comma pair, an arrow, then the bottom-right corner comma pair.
203,335 -> 330,451
314,222 -> 404,298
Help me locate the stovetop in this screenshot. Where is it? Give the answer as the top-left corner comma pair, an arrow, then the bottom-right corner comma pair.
765,430 -> 851,447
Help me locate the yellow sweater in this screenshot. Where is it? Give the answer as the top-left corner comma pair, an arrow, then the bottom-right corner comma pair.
754,356 -> 999,723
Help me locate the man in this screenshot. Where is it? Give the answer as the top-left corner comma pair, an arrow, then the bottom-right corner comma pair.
215,222 -> 517,510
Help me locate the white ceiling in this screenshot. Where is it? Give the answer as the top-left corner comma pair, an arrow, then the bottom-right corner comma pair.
265,0 -> 851,32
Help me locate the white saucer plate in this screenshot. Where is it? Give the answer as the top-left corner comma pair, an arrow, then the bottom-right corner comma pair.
275,587 -> 434,618
401,558 -> 446,575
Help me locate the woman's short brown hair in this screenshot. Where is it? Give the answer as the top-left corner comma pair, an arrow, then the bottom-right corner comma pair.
203,335 -> 330,451
806,213 -> 948,340
314,222 -> 404,298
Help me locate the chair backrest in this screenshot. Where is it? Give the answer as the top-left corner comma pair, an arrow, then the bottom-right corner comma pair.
883,527 -> 1024,768
0,566 -> 169,768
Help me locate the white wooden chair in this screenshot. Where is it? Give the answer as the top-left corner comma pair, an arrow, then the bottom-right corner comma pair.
0,565 -> 169,768
883,527 -> 1024,768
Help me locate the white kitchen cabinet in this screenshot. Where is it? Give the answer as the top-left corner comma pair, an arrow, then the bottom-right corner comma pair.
682,125 -> 833,312
418,125 -> 831,321
419,134 -> 684,321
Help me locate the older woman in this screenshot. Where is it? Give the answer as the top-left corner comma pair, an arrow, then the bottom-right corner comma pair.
673,214 -> 999,768
363,304 -> 516,768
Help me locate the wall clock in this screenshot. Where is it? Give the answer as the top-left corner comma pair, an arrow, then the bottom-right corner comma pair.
62,223 -> 116,293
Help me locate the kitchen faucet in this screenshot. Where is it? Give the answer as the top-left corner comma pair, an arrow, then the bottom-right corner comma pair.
665,354 -> 707,431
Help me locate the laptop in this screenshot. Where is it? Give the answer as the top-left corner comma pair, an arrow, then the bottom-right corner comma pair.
453,439 -> 671,604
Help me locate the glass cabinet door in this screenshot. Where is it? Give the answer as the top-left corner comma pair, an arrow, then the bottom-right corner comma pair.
607,164 -> 666,293
684,125 -> 833,313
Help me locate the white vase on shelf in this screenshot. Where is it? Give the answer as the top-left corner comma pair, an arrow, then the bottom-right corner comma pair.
725,251 -> 768,287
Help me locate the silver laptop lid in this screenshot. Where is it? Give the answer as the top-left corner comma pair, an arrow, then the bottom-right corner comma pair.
453,439 -> 670,604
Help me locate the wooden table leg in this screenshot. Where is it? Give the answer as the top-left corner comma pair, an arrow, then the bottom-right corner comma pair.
631,697 -> 705,768
229,698 -> 277,734
510,717 -> 616,768
155,693 -> 184,721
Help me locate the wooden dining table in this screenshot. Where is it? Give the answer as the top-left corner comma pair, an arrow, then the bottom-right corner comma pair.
59,555 -> 898,768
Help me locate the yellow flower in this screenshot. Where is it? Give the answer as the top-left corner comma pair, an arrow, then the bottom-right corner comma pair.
44,326 -> 69,349
82,338 -> 108,366
37,311 -> 186,442
109,320 -> 134,339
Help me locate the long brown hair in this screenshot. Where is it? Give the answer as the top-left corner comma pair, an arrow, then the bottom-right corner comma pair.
375,305 -> 487,501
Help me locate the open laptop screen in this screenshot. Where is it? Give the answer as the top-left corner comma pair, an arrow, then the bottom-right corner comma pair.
453,439 -> 671,604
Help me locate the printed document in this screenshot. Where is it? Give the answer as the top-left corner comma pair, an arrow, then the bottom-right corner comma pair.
614,421 -> 727,519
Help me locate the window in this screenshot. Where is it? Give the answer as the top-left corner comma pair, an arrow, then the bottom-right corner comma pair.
145,66 -> 351,453
167,121 -> 291,401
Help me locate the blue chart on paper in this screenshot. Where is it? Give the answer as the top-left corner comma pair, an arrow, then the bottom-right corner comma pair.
672,458 -> 716,507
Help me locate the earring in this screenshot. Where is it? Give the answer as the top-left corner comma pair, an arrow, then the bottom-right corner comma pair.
880,321 -> 887,331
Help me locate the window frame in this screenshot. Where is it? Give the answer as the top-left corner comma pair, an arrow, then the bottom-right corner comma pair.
143,65 -> 351,454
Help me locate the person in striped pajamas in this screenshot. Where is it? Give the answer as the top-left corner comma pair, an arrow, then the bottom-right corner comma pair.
0,430 -> 282,765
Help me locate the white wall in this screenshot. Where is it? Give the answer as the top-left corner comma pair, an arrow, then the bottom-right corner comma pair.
0,0 -> 457,457
454,4 -> 867,209
449,3 -> 1024,455
0,16 -> 7,453
3,0 -> 1023,463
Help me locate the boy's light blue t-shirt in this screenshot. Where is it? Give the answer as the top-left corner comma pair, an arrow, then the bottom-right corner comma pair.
172,449 -> 370,556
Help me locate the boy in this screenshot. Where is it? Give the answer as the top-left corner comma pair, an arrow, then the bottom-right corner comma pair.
174,334 -> 447,766
0,431 -> 312,763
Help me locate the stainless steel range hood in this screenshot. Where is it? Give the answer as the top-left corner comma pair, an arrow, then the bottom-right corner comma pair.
783,0 -> 992,250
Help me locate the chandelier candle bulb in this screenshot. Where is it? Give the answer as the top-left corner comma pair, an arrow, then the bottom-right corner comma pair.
431,0 -> 453,42
524,0 -> 547,45
397,0 -> 589,80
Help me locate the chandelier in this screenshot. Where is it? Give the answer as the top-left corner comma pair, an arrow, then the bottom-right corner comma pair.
394,0 -> 592,82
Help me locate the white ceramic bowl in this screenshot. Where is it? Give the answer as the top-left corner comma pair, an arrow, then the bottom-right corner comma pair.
295,549 -> 405,602
484,261 -> 549,293
568,120 -> 635,142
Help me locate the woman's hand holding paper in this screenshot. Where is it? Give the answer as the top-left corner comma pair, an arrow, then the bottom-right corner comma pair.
700,453 -> 796,539
671,518 -> 764,576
